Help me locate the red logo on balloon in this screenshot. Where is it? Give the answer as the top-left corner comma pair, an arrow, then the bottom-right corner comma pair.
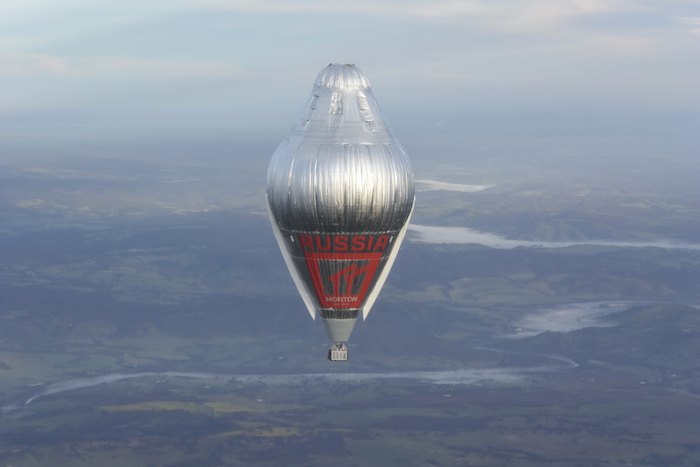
303,252 -> 382,308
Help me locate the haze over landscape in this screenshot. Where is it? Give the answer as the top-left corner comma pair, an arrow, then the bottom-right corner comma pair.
1,1 -> 699,466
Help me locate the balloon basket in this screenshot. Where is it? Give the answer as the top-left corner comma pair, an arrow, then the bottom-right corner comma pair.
328,343 -> 348,362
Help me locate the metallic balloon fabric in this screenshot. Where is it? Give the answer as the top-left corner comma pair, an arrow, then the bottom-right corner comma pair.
267,64 -> 414,336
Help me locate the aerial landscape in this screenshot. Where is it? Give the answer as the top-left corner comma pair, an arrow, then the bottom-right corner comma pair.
1,126 -> 698,465
1,1 -> 699,466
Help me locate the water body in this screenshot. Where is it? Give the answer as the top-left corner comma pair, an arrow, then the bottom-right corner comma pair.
415,180 -> 495,193
408,224 -> 700,250
1,357 -> 578,414
503,301 -> 634,339
0,301 -> 638,414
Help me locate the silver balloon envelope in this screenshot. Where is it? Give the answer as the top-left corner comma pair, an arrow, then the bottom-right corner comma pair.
266,63 -> 415,342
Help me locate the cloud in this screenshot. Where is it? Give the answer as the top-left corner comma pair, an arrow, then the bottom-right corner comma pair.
586,33 -> 654,55
479,0 -> 641,33
533,32 -> 655,56
182,0 -> 670,58
0,0 -> 644,26
0,53 -> 68,75
0,0 -> 697,112
679,16 -> 700,35
0,53 -> 252,78
179,0 -> 490,17
184,0 -> 648,32
679,16 -> 700,26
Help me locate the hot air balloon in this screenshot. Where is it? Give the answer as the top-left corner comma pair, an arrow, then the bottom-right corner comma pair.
266,64 -> 415,360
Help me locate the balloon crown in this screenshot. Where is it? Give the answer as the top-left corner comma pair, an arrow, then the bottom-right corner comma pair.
314,63 -> 371,90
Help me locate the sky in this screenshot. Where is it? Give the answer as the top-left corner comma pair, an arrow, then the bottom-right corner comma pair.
1,0 -> 699,144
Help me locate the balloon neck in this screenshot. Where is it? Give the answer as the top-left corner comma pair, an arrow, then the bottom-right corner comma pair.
321,317 -> 357,342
